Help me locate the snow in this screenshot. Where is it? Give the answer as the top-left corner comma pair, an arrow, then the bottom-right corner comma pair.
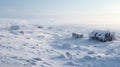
0,24 -> 120,67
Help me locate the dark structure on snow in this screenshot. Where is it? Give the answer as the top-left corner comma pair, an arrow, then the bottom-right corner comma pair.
72,33 -> 83,38
10,25 -> 20,30
89,30 -> 115,42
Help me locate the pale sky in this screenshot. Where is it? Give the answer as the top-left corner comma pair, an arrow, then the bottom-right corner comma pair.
0,0 -> 120,25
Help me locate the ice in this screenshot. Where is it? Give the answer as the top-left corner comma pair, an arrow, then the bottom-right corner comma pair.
0,24 -> 120,67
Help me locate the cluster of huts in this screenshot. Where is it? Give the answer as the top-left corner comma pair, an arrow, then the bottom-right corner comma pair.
72,30 -> 115,42
9,25 -> 116,42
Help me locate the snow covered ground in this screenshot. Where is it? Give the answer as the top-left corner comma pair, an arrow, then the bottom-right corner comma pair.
0,24 -> 120,67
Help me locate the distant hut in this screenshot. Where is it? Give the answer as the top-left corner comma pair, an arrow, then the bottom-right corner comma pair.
37,25 -> 43,29
89,30 -> 115,42
72,33 -> 83,38
10,25 -> 20,30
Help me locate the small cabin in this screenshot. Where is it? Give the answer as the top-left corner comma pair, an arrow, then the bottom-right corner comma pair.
10,25 -> 20,30
89,30 -> 115,42
37,25 -> 43,29
72,33 -> 83,38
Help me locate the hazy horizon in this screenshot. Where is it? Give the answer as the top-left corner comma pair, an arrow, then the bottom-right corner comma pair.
1,0 -> 120,25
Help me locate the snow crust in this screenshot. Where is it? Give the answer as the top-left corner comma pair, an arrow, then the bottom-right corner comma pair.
0,24 -> 120,67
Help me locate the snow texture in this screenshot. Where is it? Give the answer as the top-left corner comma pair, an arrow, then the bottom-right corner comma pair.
0,24 -> 120,67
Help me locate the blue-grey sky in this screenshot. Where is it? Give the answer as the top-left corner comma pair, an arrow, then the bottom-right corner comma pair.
0,0 -> 120,25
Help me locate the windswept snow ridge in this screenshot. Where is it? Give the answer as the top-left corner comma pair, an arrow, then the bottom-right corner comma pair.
0,24 -> 120,67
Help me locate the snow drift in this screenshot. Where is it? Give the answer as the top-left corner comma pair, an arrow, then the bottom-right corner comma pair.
0,24 -> 120,67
